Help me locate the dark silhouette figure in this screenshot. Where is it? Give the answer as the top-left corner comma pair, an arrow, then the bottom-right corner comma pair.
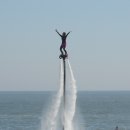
115,126 -> 118,130
55,29 -> 71,57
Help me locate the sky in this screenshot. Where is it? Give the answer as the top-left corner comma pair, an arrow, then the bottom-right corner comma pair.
0,0 -> 130,91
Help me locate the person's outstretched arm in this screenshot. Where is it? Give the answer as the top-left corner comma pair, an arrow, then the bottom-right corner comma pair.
55,29 -> 62,37
66,31 -> 71,37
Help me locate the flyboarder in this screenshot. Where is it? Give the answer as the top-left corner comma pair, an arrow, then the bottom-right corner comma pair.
55,29 -> 71,59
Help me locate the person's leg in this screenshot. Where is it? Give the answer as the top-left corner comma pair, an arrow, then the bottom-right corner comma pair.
60,46 -> 64,55
63,48 -> 67,56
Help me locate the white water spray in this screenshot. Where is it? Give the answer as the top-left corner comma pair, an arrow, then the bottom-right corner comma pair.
64,60 -> 77,130
40,60 -> 63,130
67,60 -> 77,119
40,59 -> 77,130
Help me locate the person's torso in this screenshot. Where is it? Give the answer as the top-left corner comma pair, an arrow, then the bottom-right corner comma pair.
61,36 -> 66,43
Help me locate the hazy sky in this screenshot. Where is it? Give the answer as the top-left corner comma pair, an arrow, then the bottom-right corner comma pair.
0,0 -> 130,91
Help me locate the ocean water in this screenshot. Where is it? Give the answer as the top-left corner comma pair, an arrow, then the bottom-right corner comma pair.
0,91 -> 130,130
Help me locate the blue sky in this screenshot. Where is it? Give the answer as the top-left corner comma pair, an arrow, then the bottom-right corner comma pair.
0,0 -> 130,91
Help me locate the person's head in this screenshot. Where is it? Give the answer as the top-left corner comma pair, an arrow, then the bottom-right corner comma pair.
62,32 -> 66,36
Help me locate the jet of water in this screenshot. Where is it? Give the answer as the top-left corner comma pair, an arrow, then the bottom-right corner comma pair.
64,60 -> 77,130
40,59 -> 77,130
40,60 -> 63,130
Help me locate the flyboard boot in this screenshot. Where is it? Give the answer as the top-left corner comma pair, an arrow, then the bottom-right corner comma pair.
59,54 -> 68,59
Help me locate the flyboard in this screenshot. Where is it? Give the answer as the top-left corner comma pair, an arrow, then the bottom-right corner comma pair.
59,54 -> 68,130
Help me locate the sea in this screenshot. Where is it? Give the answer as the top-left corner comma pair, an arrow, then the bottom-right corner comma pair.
0,91 -> 130,130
